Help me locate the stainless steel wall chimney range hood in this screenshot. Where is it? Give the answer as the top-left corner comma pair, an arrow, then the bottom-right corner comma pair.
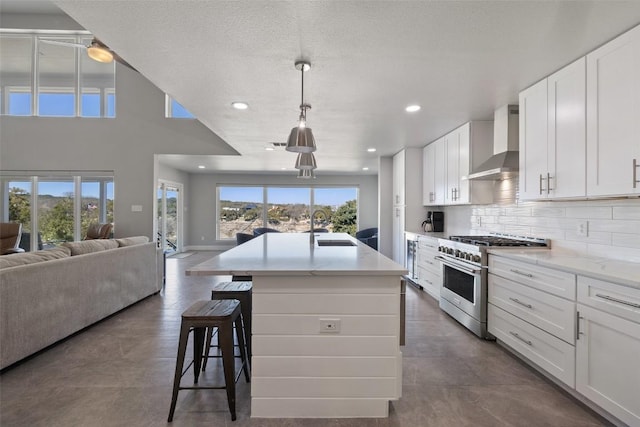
468,105 -> 519,180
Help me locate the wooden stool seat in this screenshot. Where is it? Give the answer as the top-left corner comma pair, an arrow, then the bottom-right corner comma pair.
168,299 -> 249,422
203,281 -> 252,371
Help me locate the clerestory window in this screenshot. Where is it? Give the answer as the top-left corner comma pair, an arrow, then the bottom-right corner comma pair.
0,32 -> 115,118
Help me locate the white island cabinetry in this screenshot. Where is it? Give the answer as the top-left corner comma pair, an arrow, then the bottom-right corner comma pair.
187,233 -> 407,418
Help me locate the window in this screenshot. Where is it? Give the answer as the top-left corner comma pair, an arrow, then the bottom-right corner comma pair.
0,32 -> 115,118
1,174 -> 114,250
166,95 -> 195,118
217,185 -> 358,240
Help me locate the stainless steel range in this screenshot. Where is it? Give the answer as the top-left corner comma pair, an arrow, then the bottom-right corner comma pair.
436,234 -> 548,338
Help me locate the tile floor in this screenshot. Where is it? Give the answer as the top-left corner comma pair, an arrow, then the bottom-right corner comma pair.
0,251 -> 610,426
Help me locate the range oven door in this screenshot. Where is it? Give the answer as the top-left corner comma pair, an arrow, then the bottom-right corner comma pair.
436,255 -> 486,325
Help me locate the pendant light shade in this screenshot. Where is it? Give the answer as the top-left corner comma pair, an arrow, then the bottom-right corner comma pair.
295,152 -> 317,170
288,128 -> 316,154
297,169 -> 316,179
286,61 -> 317,153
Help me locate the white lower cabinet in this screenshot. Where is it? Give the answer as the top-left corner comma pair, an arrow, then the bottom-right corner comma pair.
415,235 -> 441,300
576,276 -> 640,427
488,304 -> 575,387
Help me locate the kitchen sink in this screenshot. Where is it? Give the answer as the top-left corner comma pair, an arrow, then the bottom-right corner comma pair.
317,240 -> 357,246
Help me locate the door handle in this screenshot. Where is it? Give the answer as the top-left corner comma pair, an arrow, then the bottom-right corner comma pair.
547,172 -> 553,194
634,159 -> 639,189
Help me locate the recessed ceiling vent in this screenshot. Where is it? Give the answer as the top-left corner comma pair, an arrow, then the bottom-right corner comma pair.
272,142 -> 287,148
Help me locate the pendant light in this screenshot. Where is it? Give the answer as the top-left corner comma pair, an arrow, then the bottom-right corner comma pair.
286,61 -> 316,153
297,169 -> 316,179
295,152 -> 317,170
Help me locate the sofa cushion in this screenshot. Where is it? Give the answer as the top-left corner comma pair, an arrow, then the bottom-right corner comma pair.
116,236 -> 149,247
0,246 -> 71,269
62,239 -> 119,256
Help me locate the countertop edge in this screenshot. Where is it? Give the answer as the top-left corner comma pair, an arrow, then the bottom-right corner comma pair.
487,248 -> 640,290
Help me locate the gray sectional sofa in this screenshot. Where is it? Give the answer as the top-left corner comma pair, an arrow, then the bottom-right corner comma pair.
0,237 -> 163,370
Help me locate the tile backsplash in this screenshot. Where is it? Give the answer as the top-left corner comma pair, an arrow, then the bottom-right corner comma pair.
444,197 -> 640,262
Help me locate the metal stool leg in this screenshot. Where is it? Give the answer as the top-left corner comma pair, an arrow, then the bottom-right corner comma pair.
168,322 -> 191,422
234,315 -> 250,382
201,326 -> 216,371
192,327 -> 205,383
219,320 -> 237,421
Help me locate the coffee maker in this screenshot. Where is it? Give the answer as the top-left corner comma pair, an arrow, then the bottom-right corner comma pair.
422,211 -> 444,233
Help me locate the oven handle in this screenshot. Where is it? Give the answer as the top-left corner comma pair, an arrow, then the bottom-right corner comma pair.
435,256 -> 482,276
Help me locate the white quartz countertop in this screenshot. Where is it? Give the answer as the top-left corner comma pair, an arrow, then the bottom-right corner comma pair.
487,248 -> 640,289
187,233 -> 408,277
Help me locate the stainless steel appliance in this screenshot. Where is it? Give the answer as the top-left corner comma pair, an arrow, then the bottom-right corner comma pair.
406,237 -> 418,283
422,211 -> 444,232
436,234 -> 548,338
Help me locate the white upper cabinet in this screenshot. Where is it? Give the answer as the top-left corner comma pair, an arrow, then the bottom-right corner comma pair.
586,25 -> 640,197
422,138 -> 445,205
519,57 -> 586,200
425,122 -> 492,206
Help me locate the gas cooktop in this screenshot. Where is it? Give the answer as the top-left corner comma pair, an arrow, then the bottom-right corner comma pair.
448,235 -> 548,247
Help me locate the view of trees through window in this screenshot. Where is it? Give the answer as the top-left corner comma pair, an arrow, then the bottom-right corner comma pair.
218,186 -> 358,239
4,177 -> 114,249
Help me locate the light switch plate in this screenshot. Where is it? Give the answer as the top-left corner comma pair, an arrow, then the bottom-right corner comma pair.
131,205 -> 143,212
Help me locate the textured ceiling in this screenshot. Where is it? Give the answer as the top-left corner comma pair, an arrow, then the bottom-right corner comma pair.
16,2 -> 640,174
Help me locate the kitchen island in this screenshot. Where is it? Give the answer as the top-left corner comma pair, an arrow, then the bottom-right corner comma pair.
187,232 -> 407,418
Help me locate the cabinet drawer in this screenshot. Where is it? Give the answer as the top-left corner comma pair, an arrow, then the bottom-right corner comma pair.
489,255 -> 576,300
489,274 -> 576,344
417,266 -> 441,300
488,304 -> 575,387
577,276 -> 640,325
417,236 -> 439,251
416,251 -> 440,274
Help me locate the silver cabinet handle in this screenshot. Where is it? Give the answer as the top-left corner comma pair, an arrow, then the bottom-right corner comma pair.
539,174 -> 544,195
425,279 -> 433,285
576,311 -> 583,340
395,195 -> 400,204
595,293 -> 640,309
634,159 -> 639,189
510,269 -> 533,278
547,172 -> 553,194
509,331 -> 532,346
509,297 -> 533,309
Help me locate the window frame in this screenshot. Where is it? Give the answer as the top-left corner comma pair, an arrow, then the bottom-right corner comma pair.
216,184 -> 359,240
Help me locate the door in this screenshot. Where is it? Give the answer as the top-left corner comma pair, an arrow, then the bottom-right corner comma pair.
576,304 -> 640,426
586,25 -> 640,197
548,57 -> 586,198
157,181 -> 182,253
519,78 -> 548,200
445,129 -> 460,204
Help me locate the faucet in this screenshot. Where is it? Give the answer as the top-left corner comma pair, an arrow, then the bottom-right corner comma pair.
310,209 -> 327,244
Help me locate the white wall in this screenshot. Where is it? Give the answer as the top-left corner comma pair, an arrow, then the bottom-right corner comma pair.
378,156 -> 393,258
187,173 -> 378,249
444,197 -> 640,262
1,65 -> 236,239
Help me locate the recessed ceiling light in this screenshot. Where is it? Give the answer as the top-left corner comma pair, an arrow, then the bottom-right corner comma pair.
231,102 -> 249,110
362,167 -> 369,171
367,148 -> 377,152
405,104 -> 421,113
265,147 -> 275,151
198,165 -> 205,169
281,167 -> 286,170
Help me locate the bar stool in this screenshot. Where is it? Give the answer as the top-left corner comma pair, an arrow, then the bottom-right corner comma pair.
168,299 -> 250,422
202,281 -> 252,371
